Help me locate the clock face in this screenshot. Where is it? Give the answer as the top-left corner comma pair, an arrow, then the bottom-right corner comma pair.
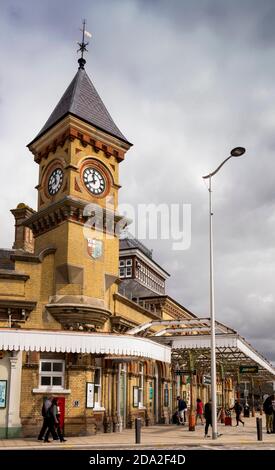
83,167 -> 106,195
48,168 -> 64,195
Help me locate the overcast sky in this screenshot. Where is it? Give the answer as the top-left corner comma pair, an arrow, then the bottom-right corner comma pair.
1,0 -> 275,363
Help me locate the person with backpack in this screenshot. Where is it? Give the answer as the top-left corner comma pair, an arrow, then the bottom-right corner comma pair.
38,396 -> 52,441
263,394 -> 274,434
204,399 -> 212,437
51,398 -> 67,442
37,396 -> 58,442
177,396 -> 187,425
196,398 -> 204,425
232,400 -> 244,426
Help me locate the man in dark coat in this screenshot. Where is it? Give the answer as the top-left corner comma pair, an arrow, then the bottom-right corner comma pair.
204,400 -> 212,437
37,396 -> 58,442
233,400 -> 244,426
38,397 -> 52,441
263,394 -> 274,434
177,396 -> 187,425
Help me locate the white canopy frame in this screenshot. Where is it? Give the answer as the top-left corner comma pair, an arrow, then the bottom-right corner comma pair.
0,328 -> 171,363
128,319 -> 275,380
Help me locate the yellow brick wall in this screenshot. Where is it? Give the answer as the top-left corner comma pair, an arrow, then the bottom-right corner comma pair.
114,298 -> 156,326
0,279 -> 25,297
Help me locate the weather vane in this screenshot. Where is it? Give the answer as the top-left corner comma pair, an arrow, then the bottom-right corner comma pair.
77,19 -> 92,69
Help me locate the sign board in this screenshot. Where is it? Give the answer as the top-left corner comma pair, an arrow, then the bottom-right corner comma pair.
203,375 -> 211,385
0,380 -> 7,408
175,369 -> 196,376
244,390 -> 249,397
239,366 -> 258,374
133,386 -> 139,408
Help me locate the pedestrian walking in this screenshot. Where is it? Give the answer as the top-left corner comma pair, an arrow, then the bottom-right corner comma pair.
263,395 -> 273,434
196,398 -> 204,425
37,396 -> 55,441
272,395 -> 275,433
177,396 -> 187,425
39,397 -> 59,442
232,400 -> 244,426
51,398 -> 67,442
204,399 -> 212,437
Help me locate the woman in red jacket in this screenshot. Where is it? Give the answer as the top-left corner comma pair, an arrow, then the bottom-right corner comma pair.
196,398 -> 204,424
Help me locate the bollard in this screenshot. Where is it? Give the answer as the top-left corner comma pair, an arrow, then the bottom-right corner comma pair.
135,418 -> 141,444
256,417 -> 263,441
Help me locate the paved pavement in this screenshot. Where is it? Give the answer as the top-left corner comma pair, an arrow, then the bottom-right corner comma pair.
0,415 -> 275,450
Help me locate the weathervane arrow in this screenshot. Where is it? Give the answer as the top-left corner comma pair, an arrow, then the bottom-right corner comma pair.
77,19 -> 92,69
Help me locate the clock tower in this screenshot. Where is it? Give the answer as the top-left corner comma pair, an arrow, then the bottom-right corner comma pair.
26,50 -> 132,331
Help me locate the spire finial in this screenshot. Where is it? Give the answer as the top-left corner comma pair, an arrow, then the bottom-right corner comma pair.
77,19 -> 92,69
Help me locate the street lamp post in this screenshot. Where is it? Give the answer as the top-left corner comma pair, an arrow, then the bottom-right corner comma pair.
203,147 -> 246,439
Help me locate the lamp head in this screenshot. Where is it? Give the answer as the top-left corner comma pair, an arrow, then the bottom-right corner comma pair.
230,147 -> 246,157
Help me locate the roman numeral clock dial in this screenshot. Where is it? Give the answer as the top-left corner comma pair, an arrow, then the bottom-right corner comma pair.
83,167 -> 106,196
48,168 -> 64,195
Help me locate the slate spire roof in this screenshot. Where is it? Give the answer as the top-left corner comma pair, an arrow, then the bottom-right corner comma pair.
30,66 -> 131,146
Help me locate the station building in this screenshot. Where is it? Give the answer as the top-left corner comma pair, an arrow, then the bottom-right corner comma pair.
0,50 -> 274,439
0,52 -> 192,438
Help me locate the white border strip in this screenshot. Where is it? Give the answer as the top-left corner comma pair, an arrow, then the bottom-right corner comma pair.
0,329 -> 171,363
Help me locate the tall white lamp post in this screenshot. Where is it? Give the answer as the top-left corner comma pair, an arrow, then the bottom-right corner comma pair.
203,146 -> 246,439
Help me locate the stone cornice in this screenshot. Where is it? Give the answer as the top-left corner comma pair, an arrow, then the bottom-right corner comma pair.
22,196 -> 128,238
10,247 -> 56,263
46,302 -> 111,329
0,270 -> 29,281
28,116 -> 130,164
0,300 -> 37,323
110,315 -> 138,334
0,300 -> 36,309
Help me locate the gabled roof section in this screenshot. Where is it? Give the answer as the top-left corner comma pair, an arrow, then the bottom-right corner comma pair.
29,67 -> 131,146
120,236 -> 153,259
119,234 -> 170,278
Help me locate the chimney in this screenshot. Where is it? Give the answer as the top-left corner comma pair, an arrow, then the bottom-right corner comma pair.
10,203 -> 36,253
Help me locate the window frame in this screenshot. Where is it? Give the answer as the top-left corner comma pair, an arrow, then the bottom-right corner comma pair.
119,267 -> 126,278
126,266 -> 132,277
93,366 -> 102,410
39,359 -> 65,389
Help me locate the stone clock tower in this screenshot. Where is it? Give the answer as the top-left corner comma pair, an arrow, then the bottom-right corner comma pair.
26,54 -> 132,331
